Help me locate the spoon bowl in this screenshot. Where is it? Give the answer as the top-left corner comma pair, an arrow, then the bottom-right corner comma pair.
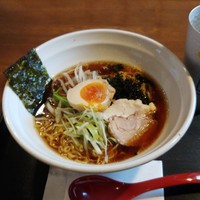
68,172 -> 200,200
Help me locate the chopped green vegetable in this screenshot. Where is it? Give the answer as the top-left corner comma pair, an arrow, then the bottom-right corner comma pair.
52,88 -> 70,107
57,106 -> 112,161
4,49 -> 52,115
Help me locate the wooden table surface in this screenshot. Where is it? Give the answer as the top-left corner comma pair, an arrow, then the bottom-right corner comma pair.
1,1 -> 200,200
0,0 -> 199,104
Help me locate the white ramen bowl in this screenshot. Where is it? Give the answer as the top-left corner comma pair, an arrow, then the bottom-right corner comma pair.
2,29 -> 196,173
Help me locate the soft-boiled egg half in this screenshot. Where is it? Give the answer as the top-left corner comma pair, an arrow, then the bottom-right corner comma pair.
67,79 -> 116,111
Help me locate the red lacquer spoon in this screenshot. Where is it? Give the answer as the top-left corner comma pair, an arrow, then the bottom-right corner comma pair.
68,172 -> 200,200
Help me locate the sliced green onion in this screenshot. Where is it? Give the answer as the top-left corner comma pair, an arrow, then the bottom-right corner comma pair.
52,88 -> 69,107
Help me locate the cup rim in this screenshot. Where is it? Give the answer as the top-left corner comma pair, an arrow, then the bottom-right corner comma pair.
189,5 -> 200,34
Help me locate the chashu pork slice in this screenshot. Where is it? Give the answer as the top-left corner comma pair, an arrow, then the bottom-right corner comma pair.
108,114 -> 156,146
102,99 -> 157,146
102,99 -> 156,120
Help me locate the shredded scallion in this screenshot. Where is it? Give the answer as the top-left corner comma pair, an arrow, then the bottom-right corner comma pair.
56,105 -> 110,162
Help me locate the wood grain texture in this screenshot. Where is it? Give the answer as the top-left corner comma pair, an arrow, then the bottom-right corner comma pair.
0,0 -> 199,104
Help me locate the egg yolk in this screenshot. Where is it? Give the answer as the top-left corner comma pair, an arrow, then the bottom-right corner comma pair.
80,82 -> 107,105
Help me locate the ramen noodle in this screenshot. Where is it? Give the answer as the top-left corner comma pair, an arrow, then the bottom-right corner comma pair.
35,61 -> 168,164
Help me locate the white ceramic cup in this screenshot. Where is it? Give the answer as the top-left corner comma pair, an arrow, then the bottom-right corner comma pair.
185,5 -> 200,113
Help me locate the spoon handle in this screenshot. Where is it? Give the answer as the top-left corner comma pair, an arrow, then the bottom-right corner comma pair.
119,172 -> 200,199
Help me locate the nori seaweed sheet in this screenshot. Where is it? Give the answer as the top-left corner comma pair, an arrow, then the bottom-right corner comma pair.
4,49 -> 52,115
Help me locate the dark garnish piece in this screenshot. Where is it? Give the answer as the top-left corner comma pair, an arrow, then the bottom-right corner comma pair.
4,49 -> 52,115
109,63 -> 124,72
107,72 -> 152,104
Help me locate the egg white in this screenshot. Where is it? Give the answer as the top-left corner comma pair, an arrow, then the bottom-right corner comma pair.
67,79 -> 115,111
